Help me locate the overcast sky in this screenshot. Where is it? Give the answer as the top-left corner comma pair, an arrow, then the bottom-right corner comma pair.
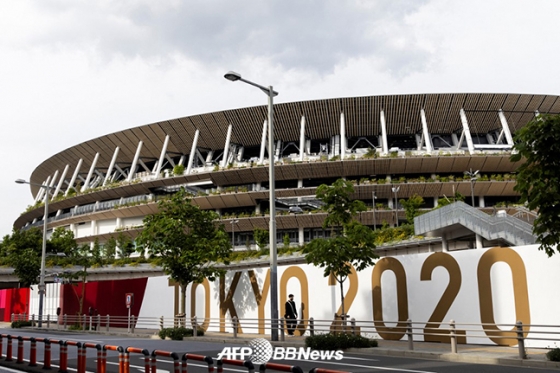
1,0 -> 559,237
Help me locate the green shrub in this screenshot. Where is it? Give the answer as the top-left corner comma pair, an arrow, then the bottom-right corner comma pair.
11,320 -> 33,328
547,347 -> 560,361
305,333 -> 377,350
159,327 -> 205,340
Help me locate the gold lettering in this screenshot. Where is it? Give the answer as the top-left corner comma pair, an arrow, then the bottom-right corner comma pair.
219,272 -> 243,333
280,266 -> 309,336
190,279 -> 210,332
477,247 -> 531,346
248,269 -> 270,334
372,257 -> 409,340
420,252 -> 466,343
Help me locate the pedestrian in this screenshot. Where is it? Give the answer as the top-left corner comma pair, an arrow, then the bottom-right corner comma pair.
285,294 -> 298,336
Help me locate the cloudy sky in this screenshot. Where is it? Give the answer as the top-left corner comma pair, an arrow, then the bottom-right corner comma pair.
1,0 -> 559,237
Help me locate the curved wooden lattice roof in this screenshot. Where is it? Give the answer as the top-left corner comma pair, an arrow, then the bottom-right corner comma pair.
29,93 -> 560,195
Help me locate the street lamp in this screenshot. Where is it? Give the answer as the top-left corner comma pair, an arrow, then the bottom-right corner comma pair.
15,178 -> 52,327
372,191 -> 377,231
231,219 -> 239,249
224,71 -> 280,341
392,186 -> 400,227
464,169 -> 479,207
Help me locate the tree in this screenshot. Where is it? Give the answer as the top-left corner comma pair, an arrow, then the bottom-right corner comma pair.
60,242 -> 93,319
136,188 -> 231,315
400,194 -> 425,224
303,179 -> 377,317
116,233 -> 135,258
0,228 -> 42,287
253,228 -> 269,250
511,113 -> 560,256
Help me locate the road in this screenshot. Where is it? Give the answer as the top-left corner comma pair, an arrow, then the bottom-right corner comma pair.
1,329 -> 558,373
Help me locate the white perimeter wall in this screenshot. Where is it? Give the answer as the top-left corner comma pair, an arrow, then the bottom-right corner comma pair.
137,244 -> 560,347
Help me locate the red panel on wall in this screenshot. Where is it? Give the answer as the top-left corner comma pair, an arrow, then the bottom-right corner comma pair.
60,278 -> 147,319
0,288 -> 31,322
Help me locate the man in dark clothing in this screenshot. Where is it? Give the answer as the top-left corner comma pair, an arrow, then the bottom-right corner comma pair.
284,294 -> 298,336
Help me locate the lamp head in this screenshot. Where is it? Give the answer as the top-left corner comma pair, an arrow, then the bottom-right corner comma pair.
224,71 -> 242,82
15,179 -> 27,184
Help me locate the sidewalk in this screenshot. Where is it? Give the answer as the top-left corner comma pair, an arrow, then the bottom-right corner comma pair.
2,323 -> 560,371
181,330 -> 560,371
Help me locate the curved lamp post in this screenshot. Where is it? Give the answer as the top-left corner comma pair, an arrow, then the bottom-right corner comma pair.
224,71 -> 280,341
15,178 -> 52,327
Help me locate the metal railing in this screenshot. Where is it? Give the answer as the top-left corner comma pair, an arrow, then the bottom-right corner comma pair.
11,312 -> 560,360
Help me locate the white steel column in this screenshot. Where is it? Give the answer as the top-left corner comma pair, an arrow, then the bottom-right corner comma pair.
104,147 -> 120,186
155,135 -> 170,178
420,109 -> 434,152
53,165 -> 69,199
340,112 -> 346,160
127,141 -> 143,182
299,115 -> 306,162
259,119 -> 267,164
186,129 -> 200,175
65,159 -> 82,196
82,153 -> 99,192
498,110 -> 514,145
34,177 -> 51,203
47,171 -> 59,201
221,124 -> 233,168
298,226 -> 304,245
459,109 -> 475,154
380,109 -> 389,155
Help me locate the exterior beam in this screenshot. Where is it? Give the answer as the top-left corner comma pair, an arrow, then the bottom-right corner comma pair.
420,109 -> 434,152
155,135 -> 170,178
498,110 -> 514,145
259,119 -> 267,165
380,109 -> 389,155
221,124 -> 233,168
299,115 -> 306,162
35,176 -> 51,203
459,109 -> 475,154
53,165 -> 69,199
127,141 -> 143,182
340,112 -> 346,160
65,159 -> 82,196
103,147 -> 120,186
186,129 -> 200,175
81,153 -> 99,192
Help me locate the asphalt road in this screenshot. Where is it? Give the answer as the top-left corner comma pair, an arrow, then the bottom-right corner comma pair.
1,329 -> 559,373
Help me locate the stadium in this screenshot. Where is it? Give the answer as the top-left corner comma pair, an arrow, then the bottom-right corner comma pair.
14,93 -> 560,246
4,93 -> 560,346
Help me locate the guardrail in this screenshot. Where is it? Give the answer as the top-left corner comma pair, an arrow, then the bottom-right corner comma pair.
10,312 -> 560,358
0,334 -> 348,373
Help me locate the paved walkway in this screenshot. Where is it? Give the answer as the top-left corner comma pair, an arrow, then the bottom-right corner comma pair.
1,323 -> 559,371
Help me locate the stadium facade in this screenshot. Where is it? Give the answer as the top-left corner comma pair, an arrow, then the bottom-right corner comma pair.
4,93 -> 560,345
14,93 -> 560,249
